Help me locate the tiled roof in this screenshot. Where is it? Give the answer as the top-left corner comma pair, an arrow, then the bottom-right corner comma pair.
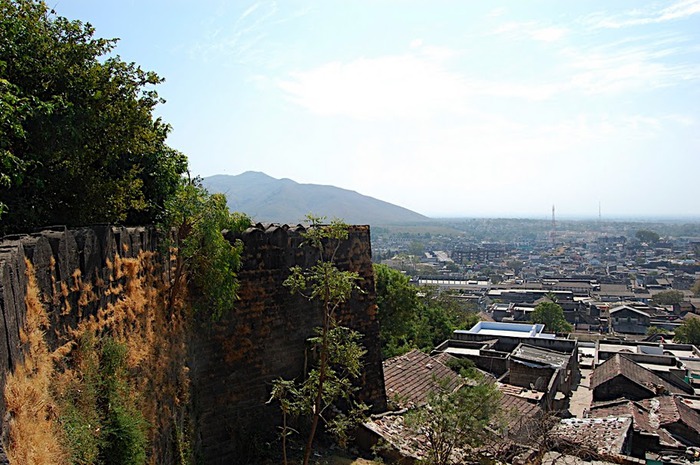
364,388 -> 540,461
430,351 -> 457,366
498,382 -> 545,401
500,393 -> 541,433
383,349 -> 461,408
610,305 -> 651,318
589,399 -> 682,448
552,417 -> 632,456
362,413 -> 426,461
590,354 -> 687,396
640,396 -> 700,435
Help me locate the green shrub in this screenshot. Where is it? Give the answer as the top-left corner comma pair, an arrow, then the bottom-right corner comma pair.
58,335 -> 148,465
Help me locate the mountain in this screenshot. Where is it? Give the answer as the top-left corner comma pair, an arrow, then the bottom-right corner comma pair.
201,171 -> 430,225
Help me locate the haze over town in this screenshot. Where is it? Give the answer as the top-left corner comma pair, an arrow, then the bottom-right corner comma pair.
58,0 -> 700,219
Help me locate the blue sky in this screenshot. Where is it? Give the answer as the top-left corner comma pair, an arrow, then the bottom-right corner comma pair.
57,1 -> 700,219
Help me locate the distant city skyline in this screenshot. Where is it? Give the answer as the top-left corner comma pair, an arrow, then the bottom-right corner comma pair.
57,1 -> 700,219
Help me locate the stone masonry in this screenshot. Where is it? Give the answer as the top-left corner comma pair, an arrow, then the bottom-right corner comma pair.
0,223 -> 386,463
191,223 -> 386,463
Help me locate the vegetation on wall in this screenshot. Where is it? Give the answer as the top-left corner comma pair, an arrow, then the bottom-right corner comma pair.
269,216 -> 368,465
5,249 -> 193,464
4,260 -> 68,465
159,178 -> 251,320
58,335 -> 147,465
0,0 -> 188,234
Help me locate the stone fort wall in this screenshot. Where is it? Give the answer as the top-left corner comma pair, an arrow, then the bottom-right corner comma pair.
0,223 -> 385,462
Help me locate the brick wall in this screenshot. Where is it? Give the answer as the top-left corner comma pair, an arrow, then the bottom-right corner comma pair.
191,223 -> 386,463
0,223 -> 386,463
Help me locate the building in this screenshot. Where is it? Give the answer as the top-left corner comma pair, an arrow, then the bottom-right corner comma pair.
609,305 -> 651,334
590,354 -> 693,402
459,321 -> 552,339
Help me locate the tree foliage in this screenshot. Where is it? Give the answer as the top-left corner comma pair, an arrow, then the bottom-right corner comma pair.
374,264 -> 420,353
651,290 -> 685,306
0,0 -> 187,233
674,317 -> 700,345
270,216 -> 367,465
374,264 -> 479,358
531,301 -> 572,333
646,326 -> 669,336
635,229 -> 660,243
159,178 -> 251,320
404,377 -> 502,465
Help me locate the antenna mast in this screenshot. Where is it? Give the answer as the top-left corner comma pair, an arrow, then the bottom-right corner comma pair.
551,204 -> 556,245
552,204 -> 556,229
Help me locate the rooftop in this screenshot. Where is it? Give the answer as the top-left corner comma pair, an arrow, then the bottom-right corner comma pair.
383,349 -> 462,408
590,399 -> 683,448
460,321 -> 554,339
552,416 -> 632,456
609,305 -> 651,318
511,343 -> 571,369
591,354 -> 691,397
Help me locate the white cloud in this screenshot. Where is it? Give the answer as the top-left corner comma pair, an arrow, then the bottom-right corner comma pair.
493,21 -> 567,42
564,40 -> 700,94
487,7 -> 508,18
493,21 -> 530,35
277,51 -> 567,121
587,0 -> 700,28
530,27 -> 568,42
277,55 -> 469,120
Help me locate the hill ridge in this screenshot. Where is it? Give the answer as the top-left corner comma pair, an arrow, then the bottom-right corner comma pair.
202,171 -> 429,225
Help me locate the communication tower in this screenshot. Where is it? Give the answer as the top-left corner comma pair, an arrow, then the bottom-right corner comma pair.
550,204 -> 556,245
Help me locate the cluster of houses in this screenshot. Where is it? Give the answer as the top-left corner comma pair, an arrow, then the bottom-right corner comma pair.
378,225 -> 700,337
359,321 -> 700,464
367,224 -> 700,462
417,278 -> 700,337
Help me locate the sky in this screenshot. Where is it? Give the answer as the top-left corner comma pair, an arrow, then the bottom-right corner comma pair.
55,0 -> 700,220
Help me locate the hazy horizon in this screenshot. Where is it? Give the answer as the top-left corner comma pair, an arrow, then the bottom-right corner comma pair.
209,171 -> 700,223
57,1 -> 700,219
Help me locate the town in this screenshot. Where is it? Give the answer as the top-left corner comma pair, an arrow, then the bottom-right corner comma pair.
363,218 -> 700,464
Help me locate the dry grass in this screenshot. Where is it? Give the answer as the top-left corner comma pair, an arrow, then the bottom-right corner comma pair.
5,247 -> 192,464
4,260 -> 69,465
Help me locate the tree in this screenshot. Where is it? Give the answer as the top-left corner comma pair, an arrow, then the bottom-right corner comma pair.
0,0 -> 187,234
417,289 -> 478,348
693,279 -> 700,298
404,377 -> 502,465
373,267 -> 479,358
408,240 -> 425,257
673,317 -> 700,345
646,326 -> 669,337
651,290 -> 685,306
270,216 -> 367,465
531,301 -> 572,333
506,260 -> 524,275
635,229 -> 660,244
374,264 -> 420,356
158,178 -> 251,320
